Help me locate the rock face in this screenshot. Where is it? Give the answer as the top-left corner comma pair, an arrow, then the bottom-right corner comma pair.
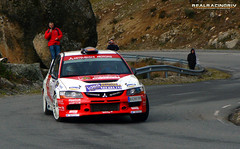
0,63 -> 43,95
0,0 -> 97,67
3,63 -> 44,81
208,29 -> 240,49
33,33 -> 51,67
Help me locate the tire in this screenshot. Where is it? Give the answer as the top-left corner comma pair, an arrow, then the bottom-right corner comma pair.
53,98 -> 64,122
130,96 -> 149,122
43,95 -> 52,115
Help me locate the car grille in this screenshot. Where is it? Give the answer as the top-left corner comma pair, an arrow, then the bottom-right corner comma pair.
85,91 -> 124,98
90,103 -> 120,112
67,104 -> 81,110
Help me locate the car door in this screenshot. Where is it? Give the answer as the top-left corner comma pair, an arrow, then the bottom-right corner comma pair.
46,56 -> 61,103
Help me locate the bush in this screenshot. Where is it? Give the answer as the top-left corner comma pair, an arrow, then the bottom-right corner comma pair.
131,38 -> 137,43
184,8 -> 195,18
150,7 -> 157,13
159,10 -> 166,19
0,63 -> 12,80
110,18 -> 118,24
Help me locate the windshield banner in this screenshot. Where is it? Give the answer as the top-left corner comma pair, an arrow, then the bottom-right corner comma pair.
64,54 -> 120,61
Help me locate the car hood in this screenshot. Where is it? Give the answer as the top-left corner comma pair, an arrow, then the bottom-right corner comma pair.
56,74 -> 141,92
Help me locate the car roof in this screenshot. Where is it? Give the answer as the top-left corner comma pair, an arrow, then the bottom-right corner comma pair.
62,50 -> 118,57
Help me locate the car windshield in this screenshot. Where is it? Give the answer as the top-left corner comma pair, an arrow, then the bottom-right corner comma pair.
61,58 -> 131,77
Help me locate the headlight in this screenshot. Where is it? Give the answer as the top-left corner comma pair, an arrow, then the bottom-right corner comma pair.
60,91 -> 83,99
126,87 -> 145,96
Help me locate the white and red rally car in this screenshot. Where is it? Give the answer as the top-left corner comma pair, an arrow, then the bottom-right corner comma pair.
42,47 -> 149,122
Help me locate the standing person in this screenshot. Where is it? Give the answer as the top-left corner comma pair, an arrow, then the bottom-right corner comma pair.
187,48 -> 197,70
106,39 -> 119,51
45,22 -> 63,60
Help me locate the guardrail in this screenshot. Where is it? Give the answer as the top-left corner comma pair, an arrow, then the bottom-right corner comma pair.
122,54 -> 205,79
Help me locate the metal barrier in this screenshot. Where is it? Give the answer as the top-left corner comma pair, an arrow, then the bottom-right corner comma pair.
122,54 -> 205,79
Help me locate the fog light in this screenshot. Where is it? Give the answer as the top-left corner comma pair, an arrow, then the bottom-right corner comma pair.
122,106 -> 127,110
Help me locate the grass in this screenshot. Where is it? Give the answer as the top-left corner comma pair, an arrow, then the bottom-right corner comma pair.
139,68 -> 231,86
0,86 -> 42,97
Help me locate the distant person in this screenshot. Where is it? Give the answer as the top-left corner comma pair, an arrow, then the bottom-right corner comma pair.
187,48 -> 197,70
45,22 -> 63,60
106,39 -> 119,51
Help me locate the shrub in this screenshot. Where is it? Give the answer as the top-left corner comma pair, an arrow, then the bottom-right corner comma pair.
159,10 -> 166,19
145,26 -> 151,31
150,7 -> 157,13
0,63 -> 12,80
131,38 -> 137,43
110,18 -> 118,24
184,8 -> 195,18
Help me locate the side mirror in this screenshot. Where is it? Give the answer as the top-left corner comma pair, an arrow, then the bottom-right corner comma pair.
131,68 -> 137,75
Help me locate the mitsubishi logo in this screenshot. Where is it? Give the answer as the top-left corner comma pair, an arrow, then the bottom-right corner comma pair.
102,93 -> 108,98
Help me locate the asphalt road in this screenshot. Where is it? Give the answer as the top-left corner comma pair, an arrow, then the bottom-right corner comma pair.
0,50 -> 240,149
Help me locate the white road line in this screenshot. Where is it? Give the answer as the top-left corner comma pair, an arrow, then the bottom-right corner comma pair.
214,110 -> 219,116
222,104 -> 231,109
217,118 -> 228,125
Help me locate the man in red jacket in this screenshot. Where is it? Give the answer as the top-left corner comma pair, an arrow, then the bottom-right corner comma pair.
45,22 -> 63,60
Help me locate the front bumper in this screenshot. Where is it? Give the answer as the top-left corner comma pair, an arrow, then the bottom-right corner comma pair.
57,91 -> 147,117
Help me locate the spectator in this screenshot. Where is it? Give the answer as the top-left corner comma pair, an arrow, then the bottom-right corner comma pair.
187,48 -> 197,70
45,22 -> 63,60
106,39 -> 119,51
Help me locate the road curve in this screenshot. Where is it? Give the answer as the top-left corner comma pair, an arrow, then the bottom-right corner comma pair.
0,50 -> 240,149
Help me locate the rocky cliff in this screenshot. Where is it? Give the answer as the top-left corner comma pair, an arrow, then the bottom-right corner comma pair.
90,0 -> 240,50
0,0 -> 97,67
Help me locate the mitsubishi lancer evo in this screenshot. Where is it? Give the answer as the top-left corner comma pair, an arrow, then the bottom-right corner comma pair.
42,47 -> 149,122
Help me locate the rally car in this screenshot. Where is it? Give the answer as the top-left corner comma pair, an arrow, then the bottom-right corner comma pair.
42,47 -> 149,122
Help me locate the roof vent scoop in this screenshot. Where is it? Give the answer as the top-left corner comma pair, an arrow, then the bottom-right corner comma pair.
81,47 -> 98,54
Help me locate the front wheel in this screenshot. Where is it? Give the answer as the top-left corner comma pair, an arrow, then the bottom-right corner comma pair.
53,98 -> 64,122
130,97 -> 149,122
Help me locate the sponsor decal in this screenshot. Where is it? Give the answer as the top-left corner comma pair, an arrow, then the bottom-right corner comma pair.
69,86 -> 81,90
68,56 -> 96,61
58,100 -> 64,103
82,76 -> 91,80
85,83 -> 122,92
97,55 -> 113,58
66,114 -> 80,117
131,107 -> 139,110
69,99 -> 81,104
131,110 -> 142,114
126,83 -> 137,88
102,111 -> 112,114
59,106 -> 65,111
128,96 -> 142,103
93,75 -> 120,80
55,81 -> 59,88
69,110 -> 78,114
143,101 -> 146,106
